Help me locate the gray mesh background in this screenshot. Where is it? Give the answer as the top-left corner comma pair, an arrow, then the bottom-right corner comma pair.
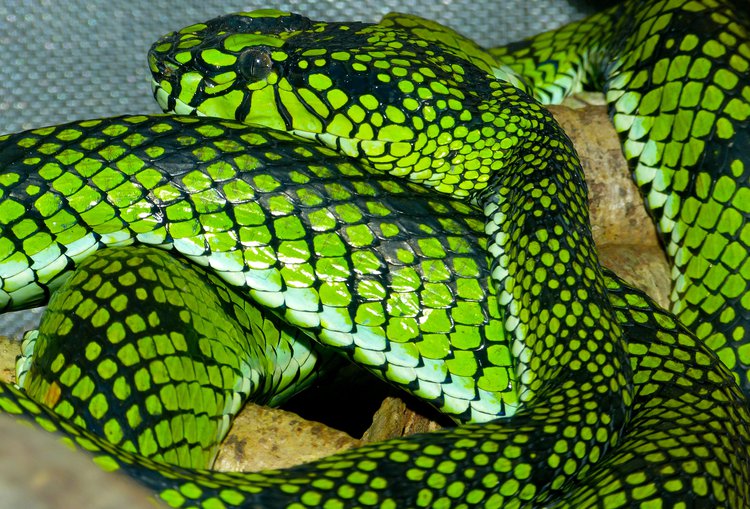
0,0 -> 598,339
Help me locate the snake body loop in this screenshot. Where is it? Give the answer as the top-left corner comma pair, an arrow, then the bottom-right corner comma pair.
0,0 -> 749,507
491,0 -> 750,391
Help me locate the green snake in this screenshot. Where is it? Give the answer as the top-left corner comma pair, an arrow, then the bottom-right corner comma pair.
0,0 -> 748,507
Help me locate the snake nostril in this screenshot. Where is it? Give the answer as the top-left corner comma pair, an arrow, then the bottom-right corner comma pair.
149,55 -> 179,80
163,61 -> 179,77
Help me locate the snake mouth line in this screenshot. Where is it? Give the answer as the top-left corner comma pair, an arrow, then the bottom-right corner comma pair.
150,80 -> 395,157
288,129 -> 365,159
150,80 -> 405,168
152,81 -> 200,116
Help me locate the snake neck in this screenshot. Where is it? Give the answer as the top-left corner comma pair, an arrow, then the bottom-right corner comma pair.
488,2 -> 624,104
146,10 -> 564,200
146,6 -> 633,411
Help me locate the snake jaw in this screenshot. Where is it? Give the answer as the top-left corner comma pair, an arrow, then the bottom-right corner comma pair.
152,80 -> 199,116
145,11 -> 507,195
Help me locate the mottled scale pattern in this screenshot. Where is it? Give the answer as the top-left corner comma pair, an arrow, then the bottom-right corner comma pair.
149,12 -> 525,198
0,144 -> 747,505
0,114 -> 515,423
147,14 -> 641,504
491,0 -> 750,392
20,246 -> 330,468
552,271 -> 750,508
0,0 -> 749,507
150,8 -> 634,452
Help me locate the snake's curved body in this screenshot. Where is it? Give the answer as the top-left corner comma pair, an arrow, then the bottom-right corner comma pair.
491,0 -> 750,393
0,0 -> 748,507
1,116 -> 748,507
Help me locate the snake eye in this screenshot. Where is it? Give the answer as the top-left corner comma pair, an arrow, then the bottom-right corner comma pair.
238,48 -> 273,82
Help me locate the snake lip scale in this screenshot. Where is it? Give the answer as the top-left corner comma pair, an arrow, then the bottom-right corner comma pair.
153,79 -> 200,116
1,0 -> 750,507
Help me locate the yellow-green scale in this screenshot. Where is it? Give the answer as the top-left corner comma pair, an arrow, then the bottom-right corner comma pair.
149,11 -> 639,498
21,246 -> 329,468
491,0 -> 750,393
0,114 -> 517,424
1,176 -> 747,506
0,0 -> 748,506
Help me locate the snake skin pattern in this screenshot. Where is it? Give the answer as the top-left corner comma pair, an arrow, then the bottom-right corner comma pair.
0,0 -> 748,507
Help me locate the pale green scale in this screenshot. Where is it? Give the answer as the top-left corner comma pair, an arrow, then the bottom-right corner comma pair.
1,115 -> 518,423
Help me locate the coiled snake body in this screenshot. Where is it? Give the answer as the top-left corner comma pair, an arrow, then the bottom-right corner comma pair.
0,0 -> 748,507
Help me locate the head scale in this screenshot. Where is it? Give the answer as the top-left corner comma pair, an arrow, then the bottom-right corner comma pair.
149,10 -> 532,197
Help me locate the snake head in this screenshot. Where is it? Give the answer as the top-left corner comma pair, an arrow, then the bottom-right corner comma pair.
148,9 -> 532,197
149,9 -> 314,117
